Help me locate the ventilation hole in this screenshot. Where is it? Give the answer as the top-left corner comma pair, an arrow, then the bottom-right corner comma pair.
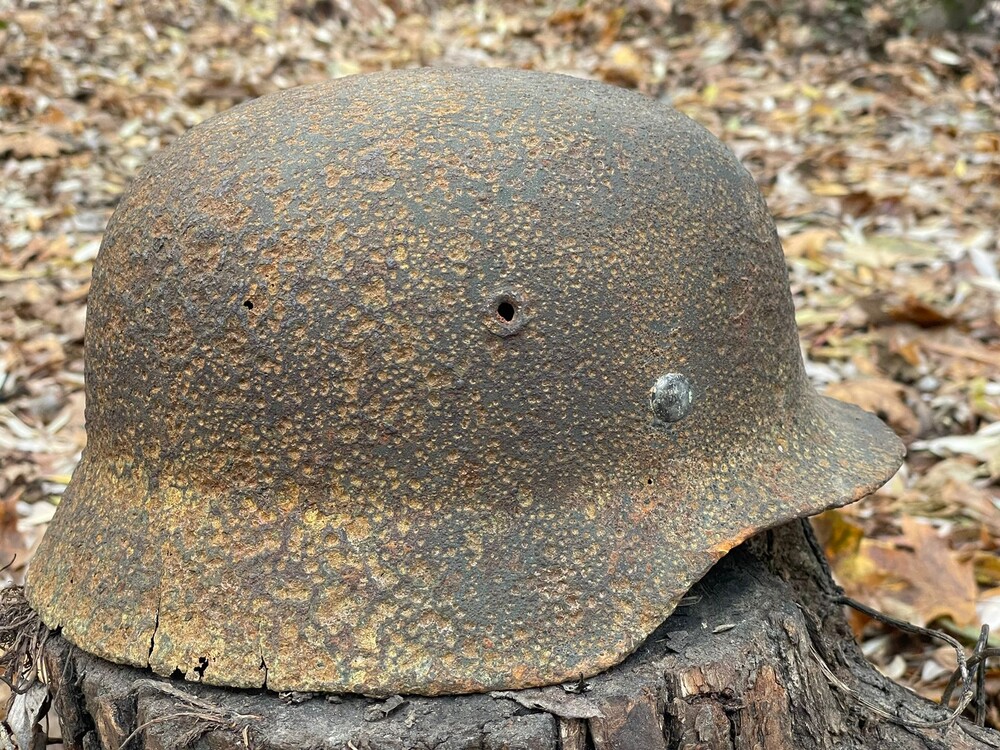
243,299 -> 254,309
497,300 -> 515,321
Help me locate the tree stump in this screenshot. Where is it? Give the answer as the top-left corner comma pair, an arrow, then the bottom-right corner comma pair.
42,521 -> 1000,750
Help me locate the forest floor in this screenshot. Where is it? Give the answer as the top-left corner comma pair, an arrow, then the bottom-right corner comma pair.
1,0 -> 998,730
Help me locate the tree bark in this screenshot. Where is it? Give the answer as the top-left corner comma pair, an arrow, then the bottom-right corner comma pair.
42,521 -> 1000,750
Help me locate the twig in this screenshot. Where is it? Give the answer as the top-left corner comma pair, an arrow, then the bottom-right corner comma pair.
840,599 -> 996,728
119,711 -> 242,749
974,625 -> 989,727
119,679 -> 262,749
807,596 -> 978,729
806,637 -> 969,728
0,584 -> 51,697
943,649 -> 1000,705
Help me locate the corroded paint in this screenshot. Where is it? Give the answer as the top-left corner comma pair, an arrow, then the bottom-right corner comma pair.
26,69 -> 903,696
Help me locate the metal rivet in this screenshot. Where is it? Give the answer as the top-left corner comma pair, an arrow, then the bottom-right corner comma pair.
649,374 -> 693,423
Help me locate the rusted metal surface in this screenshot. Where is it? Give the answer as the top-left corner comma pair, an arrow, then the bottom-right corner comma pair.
26,68 -> 904,696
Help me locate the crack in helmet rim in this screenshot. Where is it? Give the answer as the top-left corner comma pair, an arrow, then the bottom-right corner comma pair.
26,67 -> 904,696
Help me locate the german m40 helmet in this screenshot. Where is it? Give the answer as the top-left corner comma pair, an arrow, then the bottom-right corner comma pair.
27,68 -> 904,696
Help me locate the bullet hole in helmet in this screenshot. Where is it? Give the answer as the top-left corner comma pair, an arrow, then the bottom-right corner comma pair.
485,290 -> 528,337
243,299 -> 254,310
195,656 -> 209,680
647,478 -> 653,485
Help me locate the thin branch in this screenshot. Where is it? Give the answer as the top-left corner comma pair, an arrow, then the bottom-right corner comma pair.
814,596 -> 978,729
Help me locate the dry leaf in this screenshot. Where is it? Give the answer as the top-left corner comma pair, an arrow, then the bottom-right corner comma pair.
824,379 -> 920,438
782,228 -> 838,258
0,133 -> 68,159
920,340 -> 1000,371
884,296 -> 952,328
0,682 -> 48,750
843,237 -> 943,268
974,553 -> 1000,588
912,422 -> 1000,477
818,513 -> 978,628
809,181 -> 851,197
0,497 -> 29,571
930,47 -> 962,66
597,44 -> 644,87
977,587 -> 1000,632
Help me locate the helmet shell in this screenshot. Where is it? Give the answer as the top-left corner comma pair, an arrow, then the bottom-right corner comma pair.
27,68 -> 903,696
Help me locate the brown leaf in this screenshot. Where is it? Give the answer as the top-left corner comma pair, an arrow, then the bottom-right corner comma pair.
820,513 -> 978,628
0,496 -> 29,571
597,44 -> 644,88
809,181 -> 851,196
938,480 -> 1000,537
973,552 -> 1000,588
0,132 -> 69,159
782,228 -> 837,259
824,379 -> 920,438
840,190 -> 878,217
920,340 -> 1000,371
885,296 -> 952,328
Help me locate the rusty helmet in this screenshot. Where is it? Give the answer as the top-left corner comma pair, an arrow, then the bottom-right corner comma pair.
27,68 -> 903,696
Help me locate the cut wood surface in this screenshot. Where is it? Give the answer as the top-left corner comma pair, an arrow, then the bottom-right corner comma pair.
43,522 -> 1000,750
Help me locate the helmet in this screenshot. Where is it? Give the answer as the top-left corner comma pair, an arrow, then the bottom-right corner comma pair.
26,68 -> 903,696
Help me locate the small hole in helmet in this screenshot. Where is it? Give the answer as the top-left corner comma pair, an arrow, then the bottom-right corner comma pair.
647,478 -> 653,485
243,299 -> 254,310
195,656 -> 209,680
497,300 -> 515,321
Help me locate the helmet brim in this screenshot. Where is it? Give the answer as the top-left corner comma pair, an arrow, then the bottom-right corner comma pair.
26,392 -> 902,696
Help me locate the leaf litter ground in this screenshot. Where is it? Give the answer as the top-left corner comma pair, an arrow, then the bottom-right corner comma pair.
0,0 -> 998,730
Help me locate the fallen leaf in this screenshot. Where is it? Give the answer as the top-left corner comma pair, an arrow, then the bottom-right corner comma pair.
884,296 -> 952,328
843,236 -> 943,268
0,682 -> 48,750
919,340 -> 1000,371
597,44 -> 643,87
782,228 -> 838,258
824,379 -> 920,437
809,181 -> 851,197
878,654 -> 907,680
818,514 -> 978,628
0,496 -> 29,571
937,479 -> 1000,537
974,554 -> 1000,588
930,47 -> 962,66
977,587 -> 1000,632
912,422 -> 1000,477
0,133 -> 69,159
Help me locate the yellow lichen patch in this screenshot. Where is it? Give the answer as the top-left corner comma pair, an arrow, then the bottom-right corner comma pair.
368,176 -> 396,193
343,515 -> 371,544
